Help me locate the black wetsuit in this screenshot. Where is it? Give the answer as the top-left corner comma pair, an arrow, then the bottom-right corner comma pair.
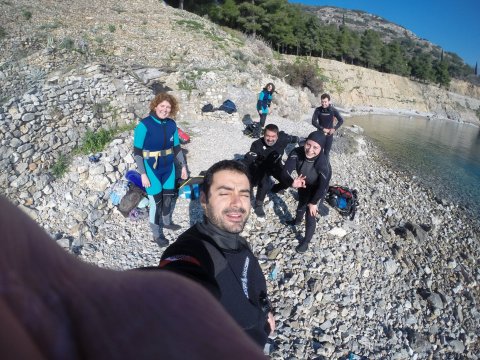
244,131 -> 299,205
280,147 -> 331,247
311,105 -> 344,156
159,220 -> 272,347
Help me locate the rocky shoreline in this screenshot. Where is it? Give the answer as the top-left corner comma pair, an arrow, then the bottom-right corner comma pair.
9,111 -> 478,359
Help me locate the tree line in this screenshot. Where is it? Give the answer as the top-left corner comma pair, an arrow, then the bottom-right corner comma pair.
166,0 -> 475,87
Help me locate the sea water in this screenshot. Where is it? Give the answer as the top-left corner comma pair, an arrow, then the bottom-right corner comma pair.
346,115 -> 480,218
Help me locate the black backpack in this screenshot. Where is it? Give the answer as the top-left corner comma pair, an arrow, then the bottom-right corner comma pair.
201,103 -> 215,113
326,185 -> 359,220
218,99 -> 237,114
243,122 -> 259,137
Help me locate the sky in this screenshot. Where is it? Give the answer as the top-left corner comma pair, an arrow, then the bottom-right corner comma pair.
288,0 -> 480,67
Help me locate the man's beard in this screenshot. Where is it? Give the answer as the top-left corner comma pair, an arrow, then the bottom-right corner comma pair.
205,205 -> 248,234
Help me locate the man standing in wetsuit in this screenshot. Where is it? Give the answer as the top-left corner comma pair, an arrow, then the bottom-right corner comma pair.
159,160 -> 275,348
243,124 -> 301,218
311,93 -> 344,157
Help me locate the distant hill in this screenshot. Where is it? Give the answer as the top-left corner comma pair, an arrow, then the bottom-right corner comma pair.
303,5 -> 443,61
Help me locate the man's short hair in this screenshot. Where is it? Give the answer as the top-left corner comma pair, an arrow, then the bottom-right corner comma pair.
320,93 -> 330,101
264,124 -> 279,134
202,160 -> 250,198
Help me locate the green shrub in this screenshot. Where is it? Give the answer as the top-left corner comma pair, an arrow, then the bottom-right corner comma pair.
39,21 -> 62,30
0,26 -> 6,40
108,24 -> 116,33
278,62 -> 324,96
177,79 -> 196,92
51,153 -> 70,178
175,19 -> 204,31
22,9 -> 32,20
232,50 -> 247,63
59,37 -> 75,50
78,129 -> 114,154
476,107 -> 480,120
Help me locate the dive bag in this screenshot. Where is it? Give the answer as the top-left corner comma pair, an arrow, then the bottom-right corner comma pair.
243,122 -> 260,137
118,183 -> 147,217
326,185 -> 359,220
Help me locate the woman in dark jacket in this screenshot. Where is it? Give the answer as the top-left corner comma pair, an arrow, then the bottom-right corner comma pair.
280,131 -> 331,253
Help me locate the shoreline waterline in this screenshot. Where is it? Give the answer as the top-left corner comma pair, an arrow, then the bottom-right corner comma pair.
344,114 -> 480,221
338,106 -> 480,128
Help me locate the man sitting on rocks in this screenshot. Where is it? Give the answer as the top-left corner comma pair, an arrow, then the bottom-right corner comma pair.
159,160 -> 275,347
243,123 -> 301,218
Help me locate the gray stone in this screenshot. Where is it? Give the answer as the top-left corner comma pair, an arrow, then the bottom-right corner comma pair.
21,113 -> 35,122
319,320 -> 332,331
449,339 -> 465,353
427,293 -> 444,310
56,238 -> 71,249
384,259 -> 399,275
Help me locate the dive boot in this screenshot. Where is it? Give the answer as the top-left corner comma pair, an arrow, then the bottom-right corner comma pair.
150,223 -> 169,247
162,215 -> 181,231
295,241 -> 309,254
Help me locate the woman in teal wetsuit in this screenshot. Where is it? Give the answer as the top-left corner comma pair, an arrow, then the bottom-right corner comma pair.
133,93 -> 188,246
255,83 -> 275,137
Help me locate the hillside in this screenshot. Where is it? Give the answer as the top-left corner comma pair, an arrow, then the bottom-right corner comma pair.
304,6 -> 433,49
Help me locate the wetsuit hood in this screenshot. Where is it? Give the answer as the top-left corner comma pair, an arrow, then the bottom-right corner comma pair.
196,218 -> 250,251
306,130 -> 326,149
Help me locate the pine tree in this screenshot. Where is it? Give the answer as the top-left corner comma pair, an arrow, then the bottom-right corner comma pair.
433,59 -> 451,87
410,52 -> 435,82
215,0 -> 239,28
381,42 -> 409,76
360,29 -> 382,69
237,1 -> 266,38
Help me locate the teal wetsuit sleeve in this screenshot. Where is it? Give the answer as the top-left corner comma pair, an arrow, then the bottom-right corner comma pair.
173,127 -> 180,147
133,123 -> 147,174
133,123 -> 147,149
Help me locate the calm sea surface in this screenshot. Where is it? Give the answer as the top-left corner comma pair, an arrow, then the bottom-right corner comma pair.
346,115 -> 480,217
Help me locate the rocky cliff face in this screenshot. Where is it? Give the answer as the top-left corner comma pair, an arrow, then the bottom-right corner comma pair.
314,58 -> 480,124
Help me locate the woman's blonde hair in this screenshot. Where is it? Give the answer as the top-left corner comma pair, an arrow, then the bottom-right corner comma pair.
149,93 -> 180,118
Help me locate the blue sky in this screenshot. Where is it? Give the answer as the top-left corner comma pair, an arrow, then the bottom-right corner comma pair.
288,0 -> 479,67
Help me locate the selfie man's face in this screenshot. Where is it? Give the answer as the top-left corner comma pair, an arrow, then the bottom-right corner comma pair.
201,170 -> 251,233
